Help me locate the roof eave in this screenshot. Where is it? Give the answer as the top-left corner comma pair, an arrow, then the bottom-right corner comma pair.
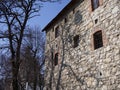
42,0 -> 83,32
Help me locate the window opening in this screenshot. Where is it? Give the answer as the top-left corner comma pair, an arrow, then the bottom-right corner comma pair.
64,18 -> 67,23
55,26 -> 59,38
54,53 -> 58,66
93,30 -> 103,49
91,0 -> 99,11
73,35 -> 79,48
51,51 -> 54,60
95,19 -> 98,24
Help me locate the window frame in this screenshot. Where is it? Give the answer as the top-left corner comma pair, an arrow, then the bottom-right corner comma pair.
93,30 -> 103,49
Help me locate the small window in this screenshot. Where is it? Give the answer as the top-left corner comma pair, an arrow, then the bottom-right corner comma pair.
54,53 -> 58,66
55,26 -> 59,38
93,31 -> 103,49
51,51 -> 54,60
73,35 -> 79,48
73,8 -> 75,14
91,0 -> 99,11
95,18 -> 98,24
52,28 -> 54,32
64,18 -> 67,23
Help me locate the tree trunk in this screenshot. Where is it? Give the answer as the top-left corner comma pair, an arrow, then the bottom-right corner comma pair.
12,77 -> 19,90
12,61 -> 19,90
33,76 -> 37,90
33,60 -> 37,90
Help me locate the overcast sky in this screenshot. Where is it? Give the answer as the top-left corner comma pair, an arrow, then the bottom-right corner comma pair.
28,0 -> 71,30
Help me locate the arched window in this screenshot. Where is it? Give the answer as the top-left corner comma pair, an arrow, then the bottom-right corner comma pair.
54,53 -> 58,66
93,30 -> 103,49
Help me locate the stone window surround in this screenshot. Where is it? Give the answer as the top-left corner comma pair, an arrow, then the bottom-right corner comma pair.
91,28 -> 108,50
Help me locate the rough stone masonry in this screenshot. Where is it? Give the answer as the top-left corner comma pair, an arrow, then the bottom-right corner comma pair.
43,0 -> 120,90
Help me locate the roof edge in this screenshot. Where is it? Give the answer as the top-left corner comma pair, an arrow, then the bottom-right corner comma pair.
42,0 -> 83,32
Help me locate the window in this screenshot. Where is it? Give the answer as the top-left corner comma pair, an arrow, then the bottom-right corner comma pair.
55,26 -> 59,38
51,51 -> 54,60
73,35 -> 79,48
93,31 -> 103,49
73,8 -> 75,14
52,28 -> 54,32
54,53 -> 58,66
64,18 -> 67,23
95,18 -> 98,24
91,0 -> 99,11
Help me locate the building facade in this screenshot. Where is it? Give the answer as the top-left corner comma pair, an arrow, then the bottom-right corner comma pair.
43,0 -> 120,90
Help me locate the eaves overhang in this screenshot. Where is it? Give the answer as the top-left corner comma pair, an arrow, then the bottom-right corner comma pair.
42,0 -> 84,32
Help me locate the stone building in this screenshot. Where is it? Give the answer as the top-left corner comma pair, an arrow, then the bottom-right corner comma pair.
43,0 -> 120,90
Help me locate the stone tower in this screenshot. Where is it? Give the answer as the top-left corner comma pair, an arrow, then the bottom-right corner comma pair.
43,0 -> 120,90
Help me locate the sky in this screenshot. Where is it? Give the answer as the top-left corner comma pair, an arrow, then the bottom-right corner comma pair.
0,0 -> 71,79
0,0 -> 71,47
28,0 -> 71,30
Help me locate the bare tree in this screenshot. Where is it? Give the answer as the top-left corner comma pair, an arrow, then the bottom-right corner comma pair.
21,26 -> 45,90
0,54 -> 12,79
0,0 -> 59,90
0,54 -> 12,90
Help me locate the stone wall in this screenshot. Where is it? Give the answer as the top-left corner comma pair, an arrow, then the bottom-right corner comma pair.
44,0 -> 120,90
